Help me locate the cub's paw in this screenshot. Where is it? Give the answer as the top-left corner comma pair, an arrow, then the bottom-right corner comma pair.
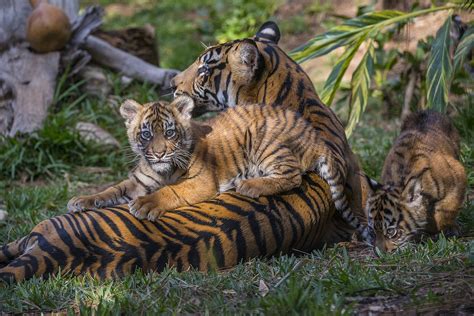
129,196 -> 164,222
236,179 -> 265,198
67,196 -> 106,213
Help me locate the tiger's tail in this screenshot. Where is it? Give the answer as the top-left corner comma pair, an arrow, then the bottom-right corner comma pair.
0,232 -> 58,283
316,156 -> 375,245
0,236 -> 29,263
0,236 -> 38,283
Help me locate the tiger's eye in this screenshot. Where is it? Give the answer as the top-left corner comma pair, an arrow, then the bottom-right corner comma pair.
141,130 -> 152,140
386,228 -> 398,239
197,64 -> 210,77
165,129 -> 175,138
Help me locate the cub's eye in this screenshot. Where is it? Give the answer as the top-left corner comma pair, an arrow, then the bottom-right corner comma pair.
386,228 -> 398,239
164,129 -> 175,138
141,130 -> 152,140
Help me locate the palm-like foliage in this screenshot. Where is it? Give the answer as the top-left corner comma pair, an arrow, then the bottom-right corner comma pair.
290,3 -> 473,136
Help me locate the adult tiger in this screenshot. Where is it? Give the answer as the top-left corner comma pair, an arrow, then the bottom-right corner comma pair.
0,21 -> 367,282
171,21 -> 370,239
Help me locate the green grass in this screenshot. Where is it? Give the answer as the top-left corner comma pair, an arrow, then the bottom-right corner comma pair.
0,0 -> 473,314
0,237 -> 471,314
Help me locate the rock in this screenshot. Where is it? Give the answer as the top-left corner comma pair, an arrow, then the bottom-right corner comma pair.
26,2 -> 72,53
75,122 -> 120,147
258,279 -> 269,297
0,210 -> 8,222
78,65 -> 111,98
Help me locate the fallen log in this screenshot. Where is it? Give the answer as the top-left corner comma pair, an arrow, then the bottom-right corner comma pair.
84,36 -> 178,89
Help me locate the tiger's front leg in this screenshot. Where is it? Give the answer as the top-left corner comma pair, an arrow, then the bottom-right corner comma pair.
129,177 -> 216,221
68,179 -> 143,212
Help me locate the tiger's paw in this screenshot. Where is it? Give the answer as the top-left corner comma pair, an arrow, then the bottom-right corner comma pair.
129,196 -> 164,221
67,196 -> 106,213
236,179 -> 265,198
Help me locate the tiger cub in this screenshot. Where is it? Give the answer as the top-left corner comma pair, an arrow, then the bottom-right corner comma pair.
68,96 -> 373,242
365,110 -> 466,251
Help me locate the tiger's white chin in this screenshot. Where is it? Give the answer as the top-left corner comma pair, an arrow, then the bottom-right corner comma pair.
150,162 -> 174,174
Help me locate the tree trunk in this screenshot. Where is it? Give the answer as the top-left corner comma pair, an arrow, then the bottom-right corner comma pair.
0,0 -> 32,50
0,47 -> 60,136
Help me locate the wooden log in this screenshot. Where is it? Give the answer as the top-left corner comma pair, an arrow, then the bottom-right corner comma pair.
0,46 -> 60,136
84,36 -> 179,88
0,0 -> 32,49
67,6 -> 179,88
0,79 -> 15,135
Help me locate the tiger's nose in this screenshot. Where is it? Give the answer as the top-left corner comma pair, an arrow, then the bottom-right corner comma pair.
170,77 -> 177,89
170,76 -> 182,90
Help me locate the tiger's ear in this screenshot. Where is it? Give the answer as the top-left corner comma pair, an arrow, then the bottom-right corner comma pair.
256,21 -> 280,44
173,95 -> 194,120
238,39 -> 260,70
120,99 -> 143,124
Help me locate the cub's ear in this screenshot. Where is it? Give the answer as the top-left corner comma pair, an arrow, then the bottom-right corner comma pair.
174,95 -> 194,120
120,99 -> 143,124
256,21 -> 280,44
366,175 -> 382,193
238,39 -> 260,70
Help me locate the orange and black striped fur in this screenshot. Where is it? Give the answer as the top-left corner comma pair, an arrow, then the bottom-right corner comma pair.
0,21 -> 365,282
365,110 -> 466,252
70,96 -> 369,242
171,21 -> 371,240
0,174 -> 334,282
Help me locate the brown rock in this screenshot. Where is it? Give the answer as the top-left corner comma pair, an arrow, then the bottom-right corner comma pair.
26,2 -> 71,53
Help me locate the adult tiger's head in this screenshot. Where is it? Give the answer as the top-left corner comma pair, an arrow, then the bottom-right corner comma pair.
120,97 -> 195,173
171,21 -> 286,113
365,179 -> 427,252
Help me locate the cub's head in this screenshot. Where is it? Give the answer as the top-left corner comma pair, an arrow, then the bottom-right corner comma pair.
120,96 -> 195,173
170,21 -> 281,113
366,179 -> 427,252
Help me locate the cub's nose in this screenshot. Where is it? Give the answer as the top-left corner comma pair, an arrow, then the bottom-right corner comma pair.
155,151 -> 166,159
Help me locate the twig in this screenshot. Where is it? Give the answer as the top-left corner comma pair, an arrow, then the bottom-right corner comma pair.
273,260 -> 305,288
401,70 -> 417,121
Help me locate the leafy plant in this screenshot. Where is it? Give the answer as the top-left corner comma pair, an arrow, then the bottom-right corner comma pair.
290,3 -> 474,136
212,0 -> 279,43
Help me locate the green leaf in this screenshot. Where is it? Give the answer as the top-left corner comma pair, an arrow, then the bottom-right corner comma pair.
290,10 -> 404,63
453,25 -> 474,74
426,13 -> 453,112
346,42 -> 375,137
290,6 -> 456,63
321,35 -> 366,105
